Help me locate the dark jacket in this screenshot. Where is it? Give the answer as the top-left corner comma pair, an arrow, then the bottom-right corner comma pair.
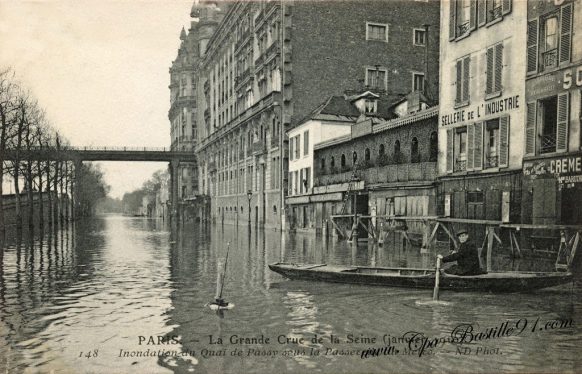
442,240 -> 483,275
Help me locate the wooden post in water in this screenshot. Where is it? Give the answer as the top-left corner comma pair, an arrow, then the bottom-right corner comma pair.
486,226 -> 494,272
433,255 -> 442,301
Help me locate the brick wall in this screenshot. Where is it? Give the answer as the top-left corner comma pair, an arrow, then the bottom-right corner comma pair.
313,117 -> 438,183
290,0 -> 441,127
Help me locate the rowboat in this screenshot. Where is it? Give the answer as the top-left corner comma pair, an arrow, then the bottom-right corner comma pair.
268,263 -> 573,292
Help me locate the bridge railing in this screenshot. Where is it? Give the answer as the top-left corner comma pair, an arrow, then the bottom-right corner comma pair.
24,146 -> 194,153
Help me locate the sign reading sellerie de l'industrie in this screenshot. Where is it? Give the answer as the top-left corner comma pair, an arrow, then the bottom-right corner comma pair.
440,94 -> 520,127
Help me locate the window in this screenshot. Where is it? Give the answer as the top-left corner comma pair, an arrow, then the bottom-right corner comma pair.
446,118 -> 509,174
455,128 -> 468,171
365,148 -> 371,162
366,22 -> 388,42
303,130 -> 309,156
455,56 -> 470,106
539,96 -> 559,154
413,28 -> 426,46
366,68 -> 387,90
304,167 -> 311,192
330,156 -> 335,170
364,99 -> 377,114
411,137 -> 420,163
527,4 -> 573,75
485,0 -> 502,22
288,172 -> 293,196
289,136 -> 294,161
457,0 -> 473,36
413,72 -> 425,92
542,15 -> 559,70
486,43 -> 503,97
429,132 -> 438,161
295,135 -> 301,159
450,0 -> 512,41
484,119 -> 500,168
320,157 -> 326,173
394,140 -> 402,164
352,151 -> 358,166
341,154 -> 346,169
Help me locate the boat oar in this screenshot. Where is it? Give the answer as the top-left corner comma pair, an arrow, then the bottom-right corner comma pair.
433,255 -> 443,301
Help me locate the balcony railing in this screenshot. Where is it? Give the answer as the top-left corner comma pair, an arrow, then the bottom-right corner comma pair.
455,159 -> 467,172
265,1 -> 278,15
488,6 -> 502,21
255,54 -> 264,68
236,30 -> 251,51
485,155 -> 498,169
540,134 -> 557,154
237,68 -> 252,85
251,141 -> 266,155
315,162 -> 436,187
457,22 -> 470,36
542,49 -> 558,70
265,42 -> 280,59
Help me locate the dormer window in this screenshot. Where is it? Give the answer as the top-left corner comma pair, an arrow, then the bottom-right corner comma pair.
364,99 -> 377,114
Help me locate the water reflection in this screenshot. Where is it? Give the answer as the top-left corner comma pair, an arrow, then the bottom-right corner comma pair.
0,216 -> 580,373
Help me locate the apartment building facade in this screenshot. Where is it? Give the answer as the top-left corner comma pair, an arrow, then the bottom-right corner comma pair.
168,2 -> 226,220
194,0 -> 440,229
438,0 -> 527,225
522,0 -> 582,225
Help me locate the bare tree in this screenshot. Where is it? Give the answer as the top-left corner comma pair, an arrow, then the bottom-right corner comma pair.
0,68 -> 20,234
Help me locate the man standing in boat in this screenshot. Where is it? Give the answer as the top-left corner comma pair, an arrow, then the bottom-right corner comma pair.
439,230 -> 485,276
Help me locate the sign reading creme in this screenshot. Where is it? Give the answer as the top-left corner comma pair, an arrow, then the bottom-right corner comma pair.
440,95 -> 520,126
523,152 -> 582,187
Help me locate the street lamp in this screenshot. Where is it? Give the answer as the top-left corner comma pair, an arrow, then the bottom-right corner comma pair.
247,189 -> 252,226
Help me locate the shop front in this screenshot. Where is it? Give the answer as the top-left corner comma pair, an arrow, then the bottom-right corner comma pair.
523,151 -> 582,225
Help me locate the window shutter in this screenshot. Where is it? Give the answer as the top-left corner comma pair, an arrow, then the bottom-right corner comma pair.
498,116 -> 509,167
462,56 -> 470,102
502,0 -> 511,15
449,0 -> 457,41
470,0 -> 477,31
478,0 -> 487,26
559,4 -> 572,65
455,60 -> 462,104
525,102 -> 536,156
467,124 -> 475,171
447,128 -> 454,173
486,47 -> 494,95
527,19 -> 539,75
474,121 -> 484,170
494,43 -> 503,93
556,92 -> 570,152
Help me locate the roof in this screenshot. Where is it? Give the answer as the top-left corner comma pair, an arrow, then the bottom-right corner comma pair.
294,93 -> 403,128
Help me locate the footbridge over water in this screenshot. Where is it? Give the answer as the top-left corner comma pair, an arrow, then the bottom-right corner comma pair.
3,146 -> 198,222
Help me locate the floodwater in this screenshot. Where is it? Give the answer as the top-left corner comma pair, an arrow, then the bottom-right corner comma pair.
0,215 -> 580,374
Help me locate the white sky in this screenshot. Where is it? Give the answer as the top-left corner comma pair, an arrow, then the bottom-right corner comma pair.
0,0 -> 193,198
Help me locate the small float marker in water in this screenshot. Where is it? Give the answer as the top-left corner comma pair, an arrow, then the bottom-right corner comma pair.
205,299 -> 235,311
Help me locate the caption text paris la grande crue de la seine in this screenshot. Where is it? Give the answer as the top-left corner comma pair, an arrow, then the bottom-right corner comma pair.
98,316 -> 574,361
